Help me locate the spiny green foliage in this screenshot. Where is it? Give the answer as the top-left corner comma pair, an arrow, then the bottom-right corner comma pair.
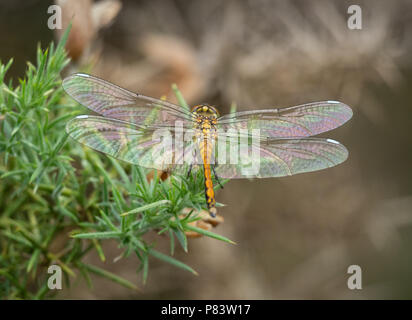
0,30 -> 231,299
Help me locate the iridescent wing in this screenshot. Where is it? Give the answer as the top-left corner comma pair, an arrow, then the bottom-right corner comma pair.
62,73 -> 194,127
217,101 -> 352,138
66,115 -> 202,174
213,137 -> 348,179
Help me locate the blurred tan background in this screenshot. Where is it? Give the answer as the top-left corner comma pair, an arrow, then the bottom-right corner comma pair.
2,0 -> 412,299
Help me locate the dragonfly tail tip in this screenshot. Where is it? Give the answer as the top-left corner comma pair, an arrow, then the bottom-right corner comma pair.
209,207 -> 217,218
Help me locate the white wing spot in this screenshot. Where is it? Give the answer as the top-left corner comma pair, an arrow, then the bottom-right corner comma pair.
76,115 -> 89,119
327,100 -> 340,104
327,138 -> 340,144
77,73 -> 90,78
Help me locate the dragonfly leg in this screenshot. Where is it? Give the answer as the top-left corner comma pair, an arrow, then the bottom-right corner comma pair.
186,148 -> 198,178
186,163 -> 193,178
186,147 -> 200,179
212,165 -> 224,189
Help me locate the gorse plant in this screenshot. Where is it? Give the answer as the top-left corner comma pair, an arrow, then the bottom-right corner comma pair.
0,29 -> 232,300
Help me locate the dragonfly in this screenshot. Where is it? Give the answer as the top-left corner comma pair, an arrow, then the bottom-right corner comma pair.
62,73 -> 353,217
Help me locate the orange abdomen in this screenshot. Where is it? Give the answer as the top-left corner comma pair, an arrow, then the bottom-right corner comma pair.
201,136 -> 217,217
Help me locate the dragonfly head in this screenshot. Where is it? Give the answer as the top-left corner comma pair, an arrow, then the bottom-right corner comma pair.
192,104 -> 219,118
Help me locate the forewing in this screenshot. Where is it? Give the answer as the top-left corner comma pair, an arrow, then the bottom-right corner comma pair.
217,101 -> 352,138
62,73 -> 194,126
213,137 -> 348,179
